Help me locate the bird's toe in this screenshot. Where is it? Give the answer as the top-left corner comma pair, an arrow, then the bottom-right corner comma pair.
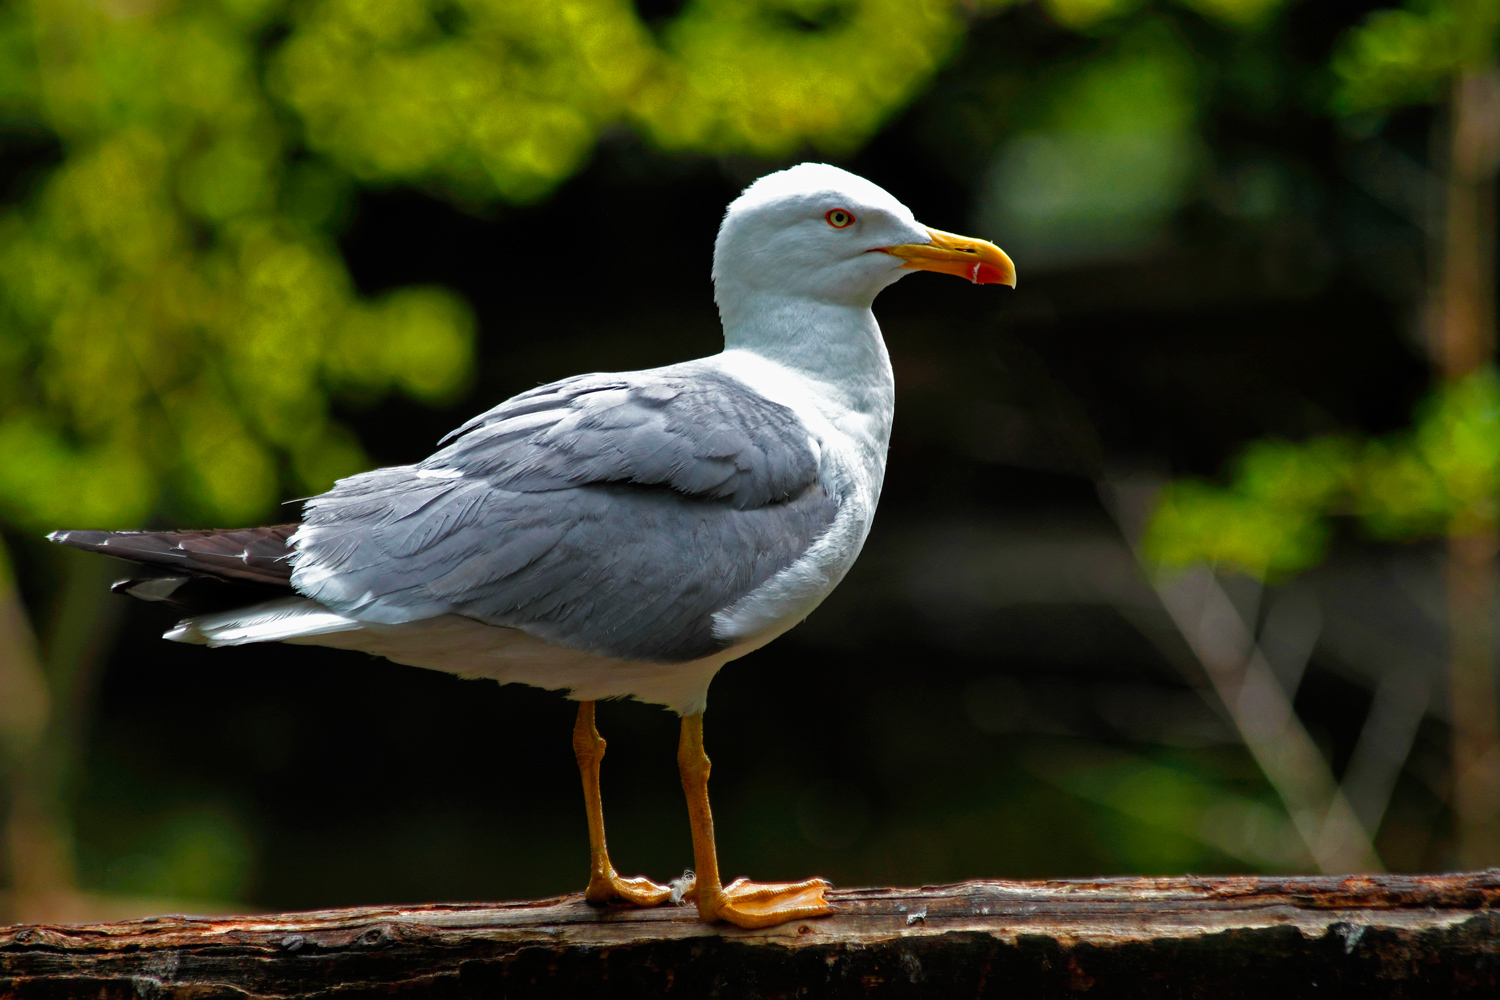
701,878 -> 837,928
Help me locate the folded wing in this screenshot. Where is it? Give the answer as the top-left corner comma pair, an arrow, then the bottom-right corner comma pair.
291,363 -> 838,663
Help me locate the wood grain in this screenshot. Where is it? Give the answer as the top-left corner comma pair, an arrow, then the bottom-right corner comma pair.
3,873 -> 1498,998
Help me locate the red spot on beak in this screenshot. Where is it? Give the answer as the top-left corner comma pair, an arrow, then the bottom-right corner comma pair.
973,261 -> 1008,285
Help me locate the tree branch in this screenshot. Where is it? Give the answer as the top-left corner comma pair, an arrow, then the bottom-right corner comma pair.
3,873 -> 1498,997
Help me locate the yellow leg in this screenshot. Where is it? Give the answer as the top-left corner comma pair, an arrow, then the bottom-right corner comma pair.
573,701 -> 672,907
677,712 -> 835,928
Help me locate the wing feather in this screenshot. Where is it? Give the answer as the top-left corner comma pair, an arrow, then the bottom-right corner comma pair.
292,362 -> 837,662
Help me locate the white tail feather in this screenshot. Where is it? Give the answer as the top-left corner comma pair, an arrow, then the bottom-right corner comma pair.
166,596 -> 363,647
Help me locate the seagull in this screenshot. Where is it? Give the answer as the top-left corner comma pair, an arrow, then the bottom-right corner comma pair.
49,163 -> 1015,928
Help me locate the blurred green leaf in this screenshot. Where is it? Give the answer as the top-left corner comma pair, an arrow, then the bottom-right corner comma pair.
84,804 -> 255,903
1415,367 -> 1500,516
641,0 -> 978,157
1332,0 -> 1500,115
0,0 -> 476,531
273,0 -> 1000,201
1027,743 -> 1307,871
1145,368 -> 1500,578
1144,478 -> 1333,579
979,22 -> 1202,267
1042,0 -> 1144,32
1173,0 -> 1288,30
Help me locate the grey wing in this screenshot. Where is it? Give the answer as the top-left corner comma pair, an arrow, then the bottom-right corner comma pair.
290,363 -> 838,663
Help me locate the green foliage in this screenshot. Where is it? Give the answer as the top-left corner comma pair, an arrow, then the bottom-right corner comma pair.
0,0 -> 475,531
273,0 -> 996,203
1172,0 -> 1287,30
644,0 -> 978,157
1360,368 -> 1500,535
271,0 -> 652,204
1144,369 -> 1500,578
1332,0 -> 1500,115
1155,0 -> 1500,577
981,21 -> 1203,266
1041,0 -> 1287,32
1146,438 -> 1355,579
1030,743 -> 1305,871
80,803 -> 255,903
1041,0 -> 1146,32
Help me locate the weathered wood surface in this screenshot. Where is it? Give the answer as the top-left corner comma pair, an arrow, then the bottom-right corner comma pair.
2,873 -> 1498,998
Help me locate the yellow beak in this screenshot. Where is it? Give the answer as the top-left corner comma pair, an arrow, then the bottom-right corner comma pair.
878,227 -> 1016,287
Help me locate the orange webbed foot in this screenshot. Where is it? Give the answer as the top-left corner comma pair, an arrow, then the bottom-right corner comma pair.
690,876 -> 836,928
585,867 -> 673,907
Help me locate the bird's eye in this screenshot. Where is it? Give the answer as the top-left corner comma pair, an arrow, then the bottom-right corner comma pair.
825,209 -> 855,229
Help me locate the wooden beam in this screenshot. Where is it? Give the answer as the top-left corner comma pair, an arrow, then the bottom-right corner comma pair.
2,873 -> 1498,997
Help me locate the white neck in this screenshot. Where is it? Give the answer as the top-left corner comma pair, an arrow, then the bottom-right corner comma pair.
718,292 -> 894,418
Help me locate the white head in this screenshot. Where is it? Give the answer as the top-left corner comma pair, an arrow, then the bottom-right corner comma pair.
712,163 -> 1014,320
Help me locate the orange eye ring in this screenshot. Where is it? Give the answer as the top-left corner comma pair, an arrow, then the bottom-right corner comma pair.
826,208 -> 855,228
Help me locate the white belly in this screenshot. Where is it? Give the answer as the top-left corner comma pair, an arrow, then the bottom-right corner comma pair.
287,612 -> 776,716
